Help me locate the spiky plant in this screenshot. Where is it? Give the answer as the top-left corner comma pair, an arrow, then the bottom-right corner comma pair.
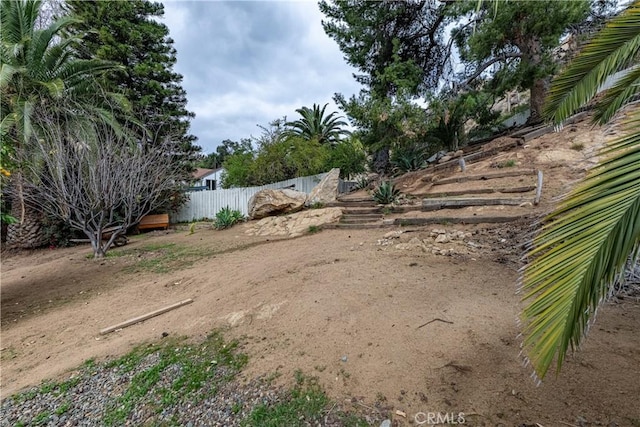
214,206 -> 244,230
1,0 -> 124,248
373,181 -> 400,205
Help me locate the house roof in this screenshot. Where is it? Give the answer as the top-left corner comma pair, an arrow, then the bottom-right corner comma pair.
193,168 -> 222,180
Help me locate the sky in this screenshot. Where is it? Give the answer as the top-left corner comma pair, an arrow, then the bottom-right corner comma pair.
160,0 -> 363,154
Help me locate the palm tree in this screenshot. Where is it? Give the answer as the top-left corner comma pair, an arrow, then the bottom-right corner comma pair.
520,0 -> 640,380
0,0 -> 122,248
285,103 -> 350,145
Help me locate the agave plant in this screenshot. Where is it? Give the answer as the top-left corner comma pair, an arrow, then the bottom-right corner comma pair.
373,181 -> 400,205
354,176 -> 370,190
214,206 -> 245,230
391,144 -> 428,174
521,0 -> 640,380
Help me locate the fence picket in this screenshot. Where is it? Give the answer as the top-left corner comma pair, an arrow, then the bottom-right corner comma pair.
171,173 -> 327,223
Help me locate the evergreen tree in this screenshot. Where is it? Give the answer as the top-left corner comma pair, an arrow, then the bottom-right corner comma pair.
65,0 -> 199,159
320,0 -> 451,98
451,0 -> 591,123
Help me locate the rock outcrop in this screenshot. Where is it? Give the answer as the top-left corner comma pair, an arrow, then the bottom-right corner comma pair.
244,207 -> 343,237
248,189 -> 307,220
306,168 -> 340,206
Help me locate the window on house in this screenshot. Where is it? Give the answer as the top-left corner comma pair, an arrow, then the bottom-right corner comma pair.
205,179 -> 216,190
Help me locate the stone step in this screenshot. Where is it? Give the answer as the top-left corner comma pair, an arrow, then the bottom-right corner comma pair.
393,214 -> 530,226
422,197 -> 534,211
326,201 -> 378,208
340,217 -> 383,224
342,213 -> 383,220
324,223 -> 388,230
386,205 -> 422,213
336,196 -> 375,203
342,207 -> 381,215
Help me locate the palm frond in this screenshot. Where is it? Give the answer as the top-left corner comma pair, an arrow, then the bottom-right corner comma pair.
521,114 -> 640,379
0,63 -> 24,88
593,65 -> 640,124
544,0 -> 640,125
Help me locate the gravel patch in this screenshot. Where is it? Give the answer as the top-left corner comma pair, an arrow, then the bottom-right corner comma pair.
1,335 -> 377,426
1,369 -> 279,426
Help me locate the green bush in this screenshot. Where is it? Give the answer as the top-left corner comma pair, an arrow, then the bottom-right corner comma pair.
326,138 -> 366,179
214,206 -> 244,230
373,181 -> 400,204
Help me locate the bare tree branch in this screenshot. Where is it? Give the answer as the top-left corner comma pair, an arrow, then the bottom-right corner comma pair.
13,108 -> 186,258
460,52 -> 523,88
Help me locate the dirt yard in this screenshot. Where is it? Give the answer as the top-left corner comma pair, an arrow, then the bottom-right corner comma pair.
2,113 -> 639,425
1,221 -> 639,426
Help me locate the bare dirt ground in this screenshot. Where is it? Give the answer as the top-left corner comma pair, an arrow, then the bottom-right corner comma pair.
2,223 -> 639,426
2,114 -> 639,426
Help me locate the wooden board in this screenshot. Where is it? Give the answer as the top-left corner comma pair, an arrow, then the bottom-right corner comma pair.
431,169 -> 537,185
422,197 -> 533,211
138,213 -> 170,230
421,186 -> 536,198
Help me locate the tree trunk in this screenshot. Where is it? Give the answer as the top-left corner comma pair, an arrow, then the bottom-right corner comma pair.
372,147 -> 390,175
528,77 -> 550,125
6,175 -> 48,249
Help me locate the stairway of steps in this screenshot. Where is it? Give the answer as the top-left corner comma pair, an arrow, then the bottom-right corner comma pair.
325,199 -> 386,229
394,168 -> 541,227
325,168 -> 542,230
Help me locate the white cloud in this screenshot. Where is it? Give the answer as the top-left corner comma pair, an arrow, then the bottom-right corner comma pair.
160,0 -> 361,153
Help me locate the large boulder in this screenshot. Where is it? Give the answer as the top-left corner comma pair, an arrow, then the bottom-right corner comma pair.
248,188 -> 307,220
306,168 -> 340,206
244,207 -> 343,237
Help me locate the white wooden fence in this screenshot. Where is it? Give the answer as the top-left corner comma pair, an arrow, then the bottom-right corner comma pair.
171,173 -> 327,223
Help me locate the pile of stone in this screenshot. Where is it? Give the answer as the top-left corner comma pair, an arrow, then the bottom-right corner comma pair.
377,228 -> 481,256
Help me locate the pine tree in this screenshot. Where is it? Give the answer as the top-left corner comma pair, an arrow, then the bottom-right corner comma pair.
65,0 -> 199,160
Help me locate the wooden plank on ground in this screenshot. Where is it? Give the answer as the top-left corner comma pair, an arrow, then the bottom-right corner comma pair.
431,169 -> 536,185
99,299 -> 194,335
421,186 -> 536,198
422,197 -> 533,211
522,125 -> 554,142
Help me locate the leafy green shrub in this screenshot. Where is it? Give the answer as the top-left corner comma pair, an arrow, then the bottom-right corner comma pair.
309,201 -> 324,209
214,206 -> 244,230
496,159 -> 516,168
373,181 -> 400,204
326,137 -> 367,179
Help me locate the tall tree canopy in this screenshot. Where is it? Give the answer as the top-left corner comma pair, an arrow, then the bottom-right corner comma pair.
65,0 -> 199,158
320,0 -> 452,98
451,0 -> 591,122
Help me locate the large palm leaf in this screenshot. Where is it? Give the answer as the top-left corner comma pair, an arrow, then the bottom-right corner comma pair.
544,0 -> 640,125
286,103 -> 350,144
0,0 -> 123,148
521,0 -> 640,379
